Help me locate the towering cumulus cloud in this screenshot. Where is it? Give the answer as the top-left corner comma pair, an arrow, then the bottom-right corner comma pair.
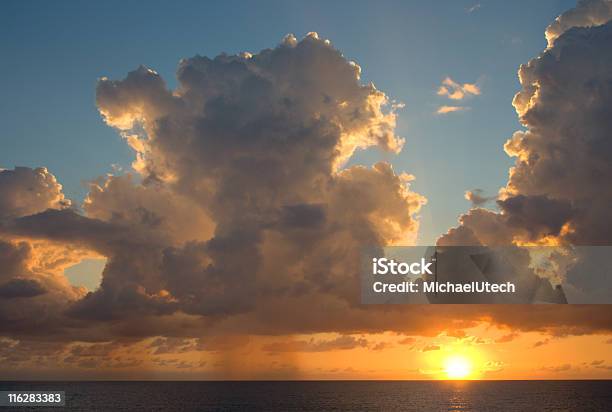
92,32 -> 424,318
440,0 -> 612,300
1,33 -> 426,341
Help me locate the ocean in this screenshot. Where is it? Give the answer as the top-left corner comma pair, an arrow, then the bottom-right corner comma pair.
1,380 -> 610,411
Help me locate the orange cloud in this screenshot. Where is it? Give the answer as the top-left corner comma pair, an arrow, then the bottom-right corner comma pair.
436,105 -> 468,114
437,77 -> 480,100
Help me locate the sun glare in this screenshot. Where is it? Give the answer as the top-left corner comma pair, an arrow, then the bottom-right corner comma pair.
444,355 -> 472,380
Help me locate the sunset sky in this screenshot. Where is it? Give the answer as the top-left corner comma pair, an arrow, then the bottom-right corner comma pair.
1,0 -> 611,380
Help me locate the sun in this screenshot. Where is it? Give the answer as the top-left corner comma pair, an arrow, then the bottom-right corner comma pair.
444,355 -> 472,380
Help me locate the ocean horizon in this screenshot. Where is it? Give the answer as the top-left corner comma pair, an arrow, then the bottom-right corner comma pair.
2,380 -> 610,411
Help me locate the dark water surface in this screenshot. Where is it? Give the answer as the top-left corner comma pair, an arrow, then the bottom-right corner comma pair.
1,380 -> 610,411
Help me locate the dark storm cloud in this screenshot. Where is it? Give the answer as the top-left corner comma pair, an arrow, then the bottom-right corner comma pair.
0,279 -> 46,299
497,195 -> 575,240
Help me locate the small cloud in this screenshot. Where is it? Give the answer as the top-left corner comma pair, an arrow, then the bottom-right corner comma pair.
371,342 -> 390,351
502,35 -> 523,47
510,36 -> 522,45
399,172 -> 416,183
541,363 -> 572,373
437,77 -> 481,100
436,105 -> 468,115
421,344 -> 441,352
533,339 -> 550,348
482,360 -> 504,372
495,332 -> 519,343
467,3 -> 481,13
465,189 -> 494,206
464,336 -> 489,345
444,329 -> 467,339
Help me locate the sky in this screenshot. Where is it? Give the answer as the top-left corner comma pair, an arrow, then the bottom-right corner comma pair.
0,0 -> 576,244
1,0 -> 611,381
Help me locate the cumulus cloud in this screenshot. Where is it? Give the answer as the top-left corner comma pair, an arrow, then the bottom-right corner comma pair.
439,2 -> 612,301
0,34 -> 429,342
0,167 -> 70,220
0,168 -> 93,337
97,32 -> 406,178
85,33 -> 427,324
0,237 -> 88,338
84,174 -> 215,245
504,19 -> 612,247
